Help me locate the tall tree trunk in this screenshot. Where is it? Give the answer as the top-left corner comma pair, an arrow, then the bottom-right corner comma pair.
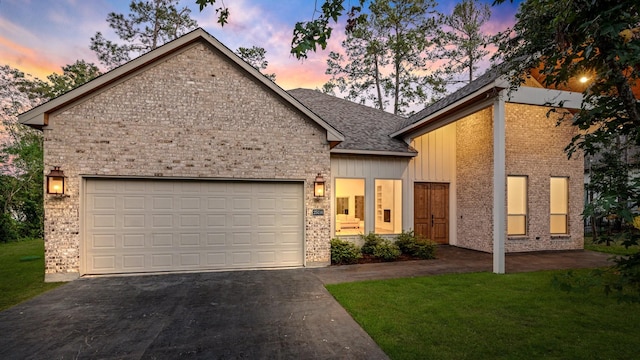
151,0 -> 161,49
393,25 -> 401,115
373,55 -> 384,111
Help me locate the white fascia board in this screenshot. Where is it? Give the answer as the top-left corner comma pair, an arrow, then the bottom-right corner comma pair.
505,86 -> 584,109
401,98 -> 494,144
330,149 -> 418,157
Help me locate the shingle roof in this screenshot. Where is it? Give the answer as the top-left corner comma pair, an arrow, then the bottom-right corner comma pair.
396,66 -> 504,132
288,88 -> 416,155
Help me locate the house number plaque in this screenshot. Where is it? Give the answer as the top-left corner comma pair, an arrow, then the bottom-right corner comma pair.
312,209 -> 324,216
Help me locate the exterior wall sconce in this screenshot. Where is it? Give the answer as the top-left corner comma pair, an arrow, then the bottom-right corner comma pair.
314,173 -> 326,197
46,166 -> 67,196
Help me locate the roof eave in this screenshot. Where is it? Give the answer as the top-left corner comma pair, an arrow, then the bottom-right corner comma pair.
330,148 -> 418,157
391,77 -> 508,138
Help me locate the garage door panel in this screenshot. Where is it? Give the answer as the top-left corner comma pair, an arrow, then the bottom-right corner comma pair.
207,214 -> 226,227
258,214 -> 276,227
232,232 -> 252,246
207,252 -> 226,266
92,256 -> 116,270
123,196 -> 145,210
232,214 -> 251,227
85,179 -> 304,275
153,214 -> 173,227
180,253 -> 200,266
281,214 -> 301,226
123,234 -> 145,247
124,181 -> 146,192
92,214 -> 116,228
180,197 -> 201,210
153,197 -> 173,210
280,232 -> 301,244
207,233 -> 227,246
123,255 -> 145,269
280,250 -> 302,264
92,234 -> 116,248
152,254 -> 173,267
207,197 -> 227,210
92,196 -> 116,210
257,232 -> 276,245
233,198 -> 252,210
152,233 -> 173,247
179,214 -> 200,227
123,214 -> 145,228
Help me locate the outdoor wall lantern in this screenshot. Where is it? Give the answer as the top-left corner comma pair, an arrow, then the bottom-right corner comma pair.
46,166 -> 66,196
314,173 -> 326,197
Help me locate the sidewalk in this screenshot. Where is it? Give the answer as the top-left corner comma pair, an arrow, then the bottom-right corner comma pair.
309,246 -> 614,284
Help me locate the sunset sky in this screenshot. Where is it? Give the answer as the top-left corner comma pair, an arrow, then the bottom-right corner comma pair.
0,0 -> 522,91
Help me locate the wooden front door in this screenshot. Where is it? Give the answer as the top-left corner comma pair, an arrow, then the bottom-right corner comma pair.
414,183 -> 449,244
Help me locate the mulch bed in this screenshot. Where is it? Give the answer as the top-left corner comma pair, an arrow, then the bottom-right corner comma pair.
355,253 -> 429,264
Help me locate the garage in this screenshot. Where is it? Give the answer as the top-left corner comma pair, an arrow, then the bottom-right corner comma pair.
83,178 -> 304,275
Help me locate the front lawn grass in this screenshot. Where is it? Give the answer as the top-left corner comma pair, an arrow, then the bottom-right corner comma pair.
584,236 -> 639,256
327,271 -> 640,360
0,239 -> 63,311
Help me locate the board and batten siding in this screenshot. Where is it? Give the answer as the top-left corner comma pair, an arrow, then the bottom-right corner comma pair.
408,123 -> 457,245
330,155 -> 411,236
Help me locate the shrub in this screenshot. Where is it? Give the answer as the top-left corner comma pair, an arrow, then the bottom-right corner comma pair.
361,232 -> 384,255
413,239 -> 437,259
395,230 -> 418,254
372,239 -> 401,261
330,238 -> 362,265
394,230 -> 437,259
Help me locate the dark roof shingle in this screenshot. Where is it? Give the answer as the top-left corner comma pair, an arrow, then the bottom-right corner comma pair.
288,88 -> 416,155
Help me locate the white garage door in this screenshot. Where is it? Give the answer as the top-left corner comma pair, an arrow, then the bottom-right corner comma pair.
84,179 -> 304,275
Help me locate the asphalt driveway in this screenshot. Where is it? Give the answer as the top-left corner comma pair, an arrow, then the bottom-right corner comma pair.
0,269 -> 388,359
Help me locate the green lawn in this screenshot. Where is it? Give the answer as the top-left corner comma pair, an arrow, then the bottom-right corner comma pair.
327,271 -> 640,360
0,239 -> 63,311
584,236 -> 639,255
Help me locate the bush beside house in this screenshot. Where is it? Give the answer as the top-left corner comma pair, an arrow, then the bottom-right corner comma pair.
330,230 -> 437,265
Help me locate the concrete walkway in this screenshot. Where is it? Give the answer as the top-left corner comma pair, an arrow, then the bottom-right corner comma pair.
310,246 -> 614,284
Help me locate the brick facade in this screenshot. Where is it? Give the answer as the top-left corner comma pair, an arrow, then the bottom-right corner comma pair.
456,107 -> 494,252
504,103 -> 583,251
454,102 -> 583,253
43,41 -> 331,279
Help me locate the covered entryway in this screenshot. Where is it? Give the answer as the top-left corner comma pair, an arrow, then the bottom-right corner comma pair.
83,178 -> 304,275
414,182 -> 449,244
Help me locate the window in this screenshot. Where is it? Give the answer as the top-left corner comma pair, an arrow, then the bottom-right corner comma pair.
507,176 -> 527,235
550,177 -> 569,234
375,179 -> 402,234
335,179 -> 365,235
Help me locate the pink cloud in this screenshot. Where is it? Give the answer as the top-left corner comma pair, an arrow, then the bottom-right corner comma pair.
0,36 -> 60,79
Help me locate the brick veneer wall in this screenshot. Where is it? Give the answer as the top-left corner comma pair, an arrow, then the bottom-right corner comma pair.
454,102 -> 584,254
456,107 -> 494,252
42,41 -> 331,279
505,103 -> 583,251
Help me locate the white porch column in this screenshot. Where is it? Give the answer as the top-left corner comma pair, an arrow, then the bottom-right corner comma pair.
493,92 -> 506,274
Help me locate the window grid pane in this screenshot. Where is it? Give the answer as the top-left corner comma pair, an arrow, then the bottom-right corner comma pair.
507,176 -> 527,236
335,178 -> 365,235
374,179 -> 402,234
550,177 -> 569,234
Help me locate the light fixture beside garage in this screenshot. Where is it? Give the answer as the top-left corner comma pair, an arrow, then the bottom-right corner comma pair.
314,173 -> 326,197
46,166 -> 67,196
